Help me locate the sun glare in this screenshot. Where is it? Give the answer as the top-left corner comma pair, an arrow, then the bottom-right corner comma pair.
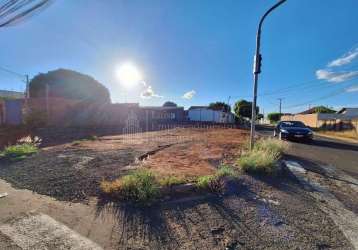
116,63 -> 142,88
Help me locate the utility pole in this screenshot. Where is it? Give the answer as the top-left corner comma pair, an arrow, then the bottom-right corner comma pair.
249,0 -> 286,150
25,74 -> 29,98
278,98 -> 283,114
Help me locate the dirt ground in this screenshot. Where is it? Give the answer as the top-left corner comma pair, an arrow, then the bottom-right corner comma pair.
0,127 -> 354,249
0,172 -> 352,249
0,128 -> 248,201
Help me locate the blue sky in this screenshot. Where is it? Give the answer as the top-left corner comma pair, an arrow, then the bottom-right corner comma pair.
0,0 -> 358,114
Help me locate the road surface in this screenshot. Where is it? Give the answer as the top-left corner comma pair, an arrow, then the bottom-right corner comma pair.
257,126 -> 358,179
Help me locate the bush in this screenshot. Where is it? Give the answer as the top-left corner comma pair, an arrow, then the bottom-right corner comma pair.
100,169 -> 160,203
1,143 -> 38,160
238,138 -> 286,174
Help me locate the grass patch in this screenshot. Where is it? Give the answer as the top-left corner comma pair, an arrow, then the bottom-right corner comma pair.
216,165 -> 237,178
159,176 -> 186,187
318,130 -> 358,142
101,165 -> 239,203
0,143 -> 38,161
238,138 -> 286,174
196,175 -> 215,189
195,165 -> 238,192
86,135 -> 98,141
100,169 -> 160,204
71,135 -> 98,146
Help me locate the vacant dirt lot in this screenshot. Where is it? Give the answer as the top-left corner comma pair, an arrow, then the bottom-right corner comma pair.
0,127 -> 354,249
0,128 -> 248,201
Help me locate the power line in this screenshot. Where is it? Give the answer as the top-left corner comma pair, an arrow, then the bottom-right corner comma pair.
283,82 -> 357,110
0,65 -> 26,78
0,0 -> 52,28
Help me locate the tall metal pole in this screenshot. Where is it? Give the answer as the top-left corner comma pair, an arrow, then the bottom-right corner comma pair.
278,98 -> 283,114
249,0 -> 287,150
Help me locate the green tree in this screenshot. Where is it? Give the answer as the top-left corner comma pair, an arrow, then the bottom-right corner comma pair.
267,112 -> 282,123
234,99 -> 259,119
208,101 -> 231,112
29,69 -> 110,103
163,101 -> 177,107
313,106 -> 336,114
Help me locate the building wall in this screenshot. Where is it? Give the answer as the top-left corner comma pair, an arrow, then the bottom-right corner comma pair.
3,99 -> 24,125
188,108 -> 234,123
281,113 -> 319,128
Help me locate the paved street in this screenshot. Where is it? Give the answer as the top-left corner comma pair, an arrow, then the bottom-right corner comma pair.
257,126 -> 358,179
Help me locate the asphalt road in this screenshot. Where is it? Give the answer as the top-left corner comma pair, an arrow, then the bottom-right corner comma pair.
257,126 -> 358,179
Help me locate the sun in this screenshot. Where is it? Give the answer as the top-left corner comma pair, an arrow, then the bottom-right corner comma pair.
116,63 -> 143,88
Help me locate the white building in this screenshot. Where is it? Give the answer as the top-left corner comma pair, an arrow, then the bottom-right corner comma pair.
188,106 -> 235,123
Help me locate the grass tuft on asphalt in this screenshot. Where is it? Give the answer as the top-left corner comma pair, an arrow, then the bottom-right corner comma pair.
238,138 -> 286,174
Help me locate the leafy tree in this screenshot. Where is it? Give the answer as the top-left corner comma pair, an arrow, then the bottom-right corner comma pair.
163,101 -> 177,107
208,102 -> 231,112
313,106 -> 336,114
29,69 -> 110,103
267,112 -> 282,123
234,99 -> 259,119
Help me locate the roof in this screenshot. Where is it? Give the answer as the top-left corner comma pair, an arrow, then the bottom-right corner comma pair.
0,90 -> 24,99
141,106 -> 184,111
188,106 -> 209,110
337,108 -> 358,118
298,107 -> 316,114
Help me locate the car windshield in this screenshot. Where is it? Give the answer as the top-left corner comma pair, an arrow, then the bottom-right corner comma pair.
280,121 -> 306,128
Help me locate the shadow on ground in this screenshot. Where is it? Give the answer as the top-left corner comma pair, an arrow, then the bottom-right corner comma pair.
310,138 -> 358,152
94,174 -> 352,250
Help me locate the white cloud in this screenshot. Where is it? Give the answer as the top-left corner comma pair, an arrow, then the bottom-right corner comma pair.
328,48 -> 358,67
140,86 -> 163,99
182,90 -> 196,99
346,85 -> 358,93
315,69 -> 358,83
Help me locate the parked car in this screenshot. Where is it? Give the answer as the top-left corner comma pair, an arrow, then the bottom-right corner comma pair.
274,121 -> 313,142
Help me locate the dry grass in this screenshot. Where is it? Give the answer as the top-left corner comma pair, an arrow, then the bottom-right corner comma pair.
195,165 -> 238,192
100,169 -> 160,203
317,130 -> 358,142
238,138 -> 287,174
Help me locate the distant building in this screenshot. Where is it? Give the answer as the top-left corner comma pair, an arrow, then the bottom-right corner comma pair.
0,90 -> 25,125
281,107 -> 358,130
140,106 -> 185,122
337,108 -> 358,119
188,106 -> 235,123
0,90 -> 24,99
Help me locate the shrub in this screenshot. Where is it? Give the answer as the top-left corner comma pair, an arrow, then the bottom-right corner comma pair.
238,138 -> 286,174
1,143 -> 38,160
100,169 -> 160,203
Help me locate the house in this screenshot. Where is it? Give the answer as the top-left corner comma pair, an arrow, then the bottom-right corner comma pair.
337,108 -> 358,119
188,106 -> 235,123
281,107 -> 358,130
140,106 -> 186,122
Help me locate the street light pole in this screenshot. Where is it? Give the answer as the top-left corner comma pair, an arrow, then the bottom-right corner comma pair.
249,0 -> 287,150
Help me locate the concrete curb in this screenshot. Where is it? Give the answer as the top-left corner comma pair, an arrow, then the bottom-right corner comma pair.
282,160 -> 358,250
